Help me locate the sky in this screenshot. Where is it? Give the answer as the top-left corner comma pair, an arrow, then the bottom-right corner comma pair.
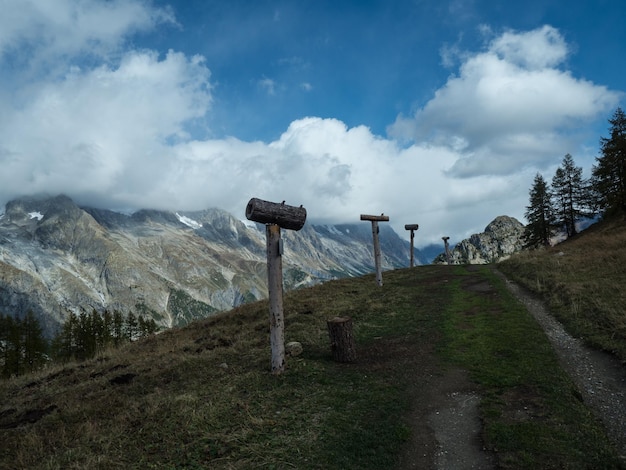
0,0 -> 624,247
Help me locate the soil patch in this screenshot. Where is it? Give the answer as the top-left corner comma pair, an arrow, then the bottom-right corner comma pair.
398,366 -> 495,470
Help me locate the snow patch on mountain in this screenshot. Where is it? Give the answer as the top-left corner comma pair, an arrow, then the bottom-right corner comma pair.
176,212 -> 202,229
29,211 -> 44,220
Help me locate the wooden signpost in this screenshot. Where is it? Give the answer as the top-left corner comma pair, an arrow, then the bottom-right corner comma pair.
442,236 -> 452,265
246,197 -> 306,374
404,224 -> 419,268
360,214 -> 389,286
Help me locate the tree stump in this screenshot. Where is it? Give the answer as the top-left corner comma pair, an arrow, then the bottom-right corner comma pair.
327,316 -> 356,363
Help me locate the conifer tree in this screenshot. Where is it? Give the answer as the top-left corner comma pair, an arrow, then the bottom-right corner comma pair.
592,107 -> 626,216
0,313 -> 9,376
112,310 -> 124,346
551,154 -> 588,237
4,315 -> 22,377
102,310 -> 114,349
21,311 -> 47,373
524,173 -> 555,248
52,311 -> 78,362
125,312 -> 139,341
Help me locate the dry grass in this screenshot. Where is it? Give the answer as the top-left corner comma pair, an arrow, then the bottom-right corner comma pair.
0,270 -> 445,469
0,263 -> 622,468
498,216 -> 626,361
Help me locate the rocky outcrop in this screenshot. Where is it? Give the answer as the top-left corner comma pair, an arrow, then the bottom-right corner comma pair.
0,195 -> 425,335
433,216 -> 525,265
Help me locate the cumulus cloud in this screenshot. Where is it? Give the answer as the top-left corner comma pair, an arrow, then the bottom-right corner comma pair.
389,25 -> 621,177
0,50 -> 211,204
0,9 -> 621,247
0,0 -> 175,72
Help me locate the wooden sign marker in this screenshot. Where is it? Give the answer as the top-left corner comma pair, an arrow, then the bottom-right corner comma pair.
404,224 -> 419,268
360,214 -> 390,286
246,198 -> 306,374
442,236 -> 452,265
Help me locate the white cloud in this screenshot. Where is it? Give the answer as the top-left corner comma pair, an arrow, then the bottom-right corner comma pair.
258,77 -> 276,95
389,25 -> 621,177
0,0 -> 175,69
0,10 -> 621,248
0,49 -> 211,203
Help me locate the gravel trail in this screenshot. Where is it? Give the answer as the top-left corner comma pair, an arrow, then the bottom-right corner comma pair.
496,269 -> 626,462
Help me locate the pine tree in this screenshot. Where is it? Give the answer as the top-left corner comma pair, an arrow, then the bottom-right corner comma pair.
125,312 -> 139,341
524,173 -> 555,248
21,311 -> 47,373
89,310 -> 105,356
592,107 -> 626,216
551,154 -> 588,237
3,315 -> 22,377
102,310 -> 114,349
112,310 -> 124,346
52,311 -> 78,362
0,313 -> 9,376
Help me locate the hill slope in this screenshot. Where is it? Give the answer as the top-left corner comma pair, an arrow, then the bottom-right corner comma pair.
498,215 -> 626,362
0,266 -> 621,469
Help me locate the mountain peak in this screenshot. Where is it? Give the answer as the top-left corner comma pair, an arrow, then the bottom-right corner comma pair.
435,215 -> 525,264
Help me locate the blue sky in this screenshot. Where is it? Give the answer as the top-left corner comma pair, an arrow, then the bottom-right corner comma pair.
0,0 -> 624,246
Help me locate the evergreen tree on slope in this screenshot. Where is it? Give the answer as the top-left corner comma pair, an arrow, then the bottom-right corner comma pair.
592,107 -> 626,216
551,154 -> 588,238
524,173 -> 556,248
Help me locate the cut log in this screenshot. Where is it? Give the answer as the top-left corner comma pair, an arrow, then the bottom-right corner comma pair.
246,198 -> 307,231
327,316 -> 357,363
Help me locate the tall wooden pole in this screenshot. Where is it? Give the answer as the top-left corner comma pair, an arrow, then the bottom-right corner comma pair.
442,236 -> 451,265
409,230 -> 414,267
361,214 -> 390,287
405,224 -> 419,268
266,224 -> 285,374
246,198 -> 306,375
371,221 -> 382,286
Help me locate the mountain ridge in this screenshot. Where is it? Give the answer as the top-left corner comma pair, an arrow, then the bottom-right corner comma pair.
0,194 -> 426,335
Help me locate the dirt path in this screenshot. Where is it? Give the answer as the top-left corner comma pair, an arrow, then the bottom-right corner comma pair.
495,269 -> 626,463
400,269 -> 626,469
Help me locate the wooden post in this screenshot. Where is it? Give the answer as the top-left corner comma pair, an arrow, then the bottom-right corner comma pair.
360,214 -> 389,286
404,224 -> 419,268
266,224 -> 285,374
442,236 -> 451,265
327,316 -> 356,362
246,198 -> 307,375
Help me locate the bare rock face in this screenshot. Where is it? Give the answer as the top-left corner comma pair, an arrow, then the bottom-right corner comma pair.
0,195 -> 425,336
434,216 -> 525,265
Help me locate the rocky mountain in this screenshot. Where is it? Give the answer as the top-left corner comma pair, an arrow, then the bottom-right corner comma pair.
0,195 -> 425,335
433,215 -> 525,264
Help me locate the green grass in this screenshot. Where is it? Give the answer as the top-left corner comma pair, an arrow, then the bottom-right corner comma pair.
440,266 -> 619,468
0,264 -> 622,468
498,216 -> 626,361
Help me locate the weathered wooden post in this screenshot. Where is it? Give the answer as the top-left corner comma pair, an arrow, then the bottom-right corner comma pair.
360,214 -> 390,286
246,198 -> 306,374
404,224 -> 419,268
442,236 -> 451,265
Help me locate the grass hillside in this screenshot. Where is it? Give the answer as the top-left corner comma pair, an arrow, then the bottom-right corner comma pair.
498,215 -> 626,363
1,250 -> 624,468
